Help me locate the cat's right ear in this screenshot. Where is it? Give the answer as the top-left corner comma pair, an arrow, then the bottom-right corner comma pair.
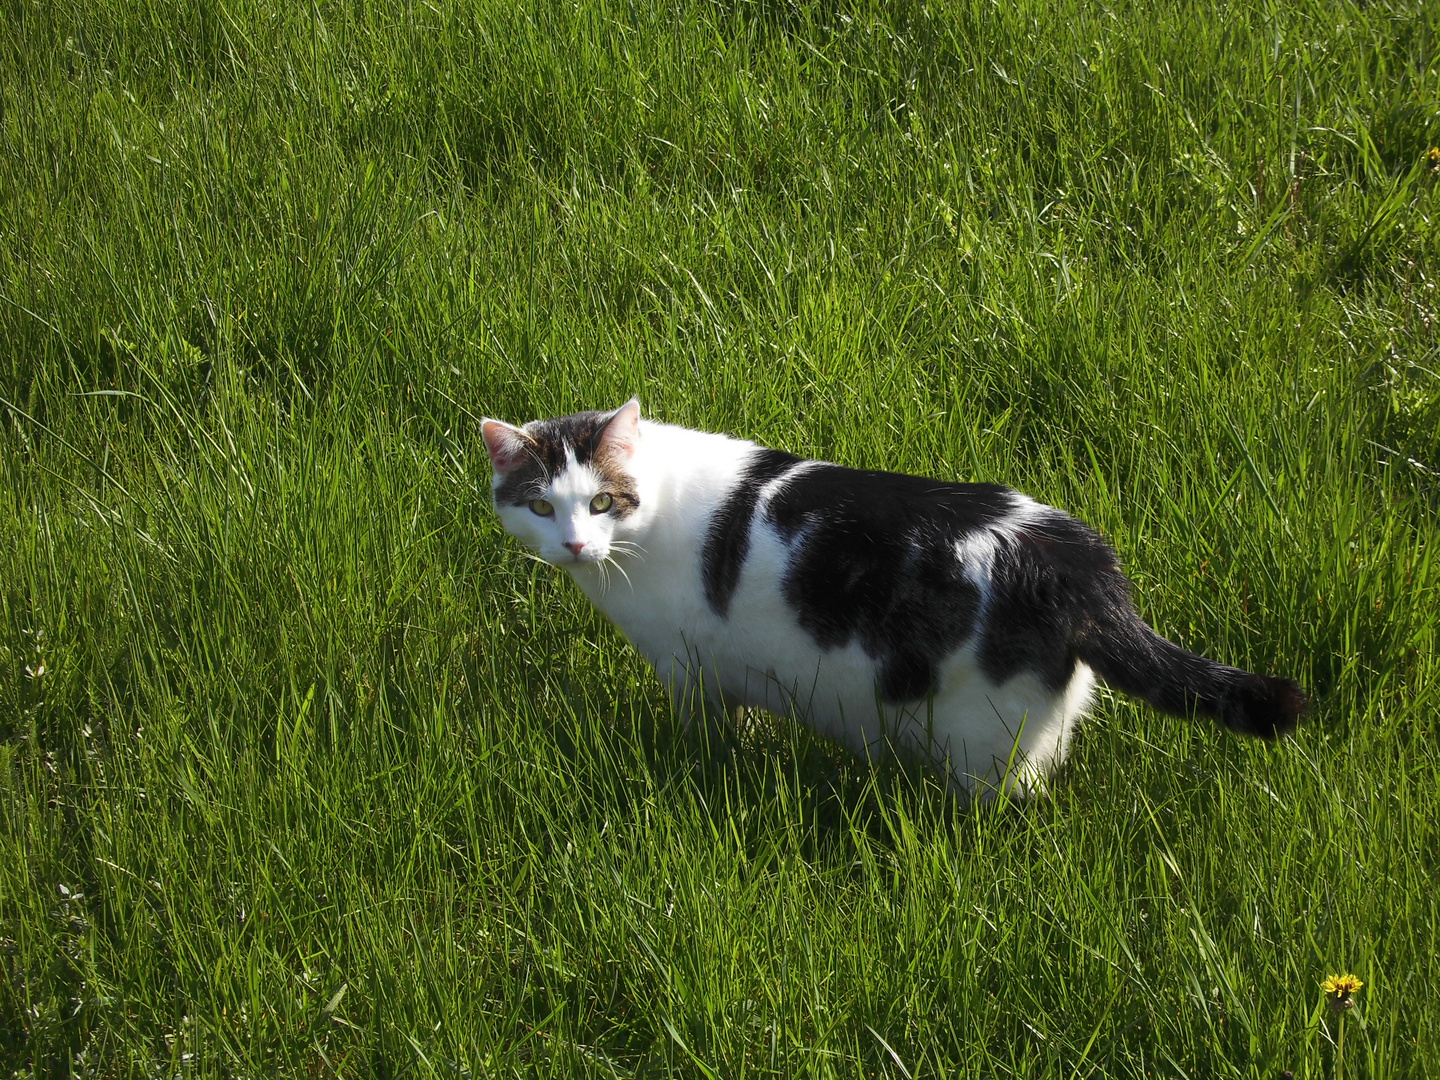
481,419 -> 535,474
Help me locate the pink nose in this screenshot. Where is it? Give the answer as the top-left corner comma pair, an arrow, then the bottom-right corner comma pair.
564,541 -> 586,555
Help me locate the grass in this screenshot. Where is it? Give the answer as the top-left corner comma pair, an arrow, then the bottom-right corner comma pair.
2,0 -> 1439,1074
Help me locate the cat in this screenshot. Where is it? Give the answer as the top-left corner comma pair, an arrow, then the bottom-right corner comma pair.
481,399 -> 1305,796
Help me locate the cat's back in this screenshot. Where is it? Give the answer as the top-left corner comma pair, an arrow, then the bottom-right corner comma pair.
625,429 -> 1106,690
700,451 -> 1045,619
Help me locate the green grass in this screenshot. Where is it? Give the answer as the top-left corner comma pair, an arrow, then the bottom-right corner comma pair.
2,0 -> 1439,1075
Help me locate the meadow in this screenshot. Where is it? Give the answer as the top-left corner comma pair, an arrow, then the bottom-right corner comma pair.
2,0 -> 1438,1075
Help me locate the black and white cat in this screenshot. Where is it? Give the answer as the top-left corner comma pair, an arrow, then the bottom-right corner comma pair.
482,400 -> 1304,795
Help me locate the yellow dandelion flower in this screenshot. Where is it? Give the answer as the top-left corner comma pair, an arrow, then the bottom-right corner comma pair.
1322,973 -> 1363,1015
1429,147 -> 1440,172
1321,974 -> 1363,996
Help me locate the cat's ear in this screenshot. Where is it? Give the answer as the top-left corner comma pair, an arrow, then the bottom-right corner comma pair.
481,419 -> 536,474
599,399 -> 641,460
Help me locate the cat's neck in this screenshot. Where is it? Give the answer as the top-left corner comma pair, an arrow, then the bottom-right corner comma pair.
629,420 -> 756,530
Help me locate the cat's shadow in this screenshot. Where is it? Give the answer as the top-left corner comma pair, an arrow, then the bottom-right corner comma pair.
634,703 -> 1051,863
536,664 -> 1073,865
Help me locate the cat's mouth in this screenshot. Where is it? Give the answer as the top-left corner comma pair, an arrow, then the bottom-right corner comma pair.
554,548 -> 605,565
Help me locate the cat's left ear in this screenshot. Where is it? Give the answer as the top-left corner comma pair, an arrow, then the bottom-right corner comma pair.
598,399 -> 641,460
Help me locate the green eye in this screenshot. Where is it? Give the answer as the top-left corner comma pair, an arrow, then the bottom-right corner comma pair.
529,498 -> 554,517
589,493 -> 614,514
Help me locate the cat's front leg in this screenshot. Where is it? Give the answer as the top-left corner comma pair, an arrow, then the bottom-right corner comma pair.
668,671 -> 739,730
662,650 -> 744,740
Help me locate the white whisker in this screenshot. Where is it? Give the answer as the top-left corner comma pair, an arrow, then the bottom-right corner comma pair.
605,555 -> 634,591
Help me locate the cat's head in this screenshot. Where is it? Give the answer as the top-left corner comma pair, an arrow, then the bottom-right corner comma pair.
481,400 -> 643,566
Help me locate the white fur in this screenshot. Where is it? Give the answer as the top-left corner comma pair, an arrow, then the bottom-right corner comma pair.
491,417 -> 1096,797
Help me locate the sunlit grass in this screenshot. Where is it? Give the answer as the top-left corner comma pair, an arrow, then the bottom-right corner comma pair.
2,0 -> 1438,1075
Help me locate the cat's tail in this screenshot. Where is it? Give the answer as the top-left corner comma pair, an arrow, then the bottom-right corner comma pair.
1076,593 -> 1306,739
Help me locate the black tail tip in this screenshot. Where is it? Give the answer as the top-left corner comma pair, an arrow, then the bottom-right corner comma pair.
1220,675 -> 1307,740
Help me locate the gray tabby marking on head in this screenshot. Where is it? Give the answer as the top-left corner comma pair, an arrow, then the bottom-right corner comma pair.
494,408 -> 641,518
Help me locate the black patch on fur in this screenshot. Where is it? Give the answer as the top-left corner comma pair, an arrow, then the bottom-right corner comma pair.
878,650 -> 936,703
701,449 -> 801,616
764,465 -> 1009,703
977,511 -> 1120,691
493,407 -> 640,517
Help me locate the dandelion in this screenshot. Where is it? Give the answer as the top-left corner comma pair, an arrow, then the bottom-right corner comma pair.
1429,147 -> 1440,174
1321,973 -> 1363,1079
1322,973 -> 1363,1011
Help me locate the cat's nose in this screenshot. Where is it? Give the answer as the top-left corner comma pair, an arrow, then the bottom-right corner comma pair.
564,541 -> 587,555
